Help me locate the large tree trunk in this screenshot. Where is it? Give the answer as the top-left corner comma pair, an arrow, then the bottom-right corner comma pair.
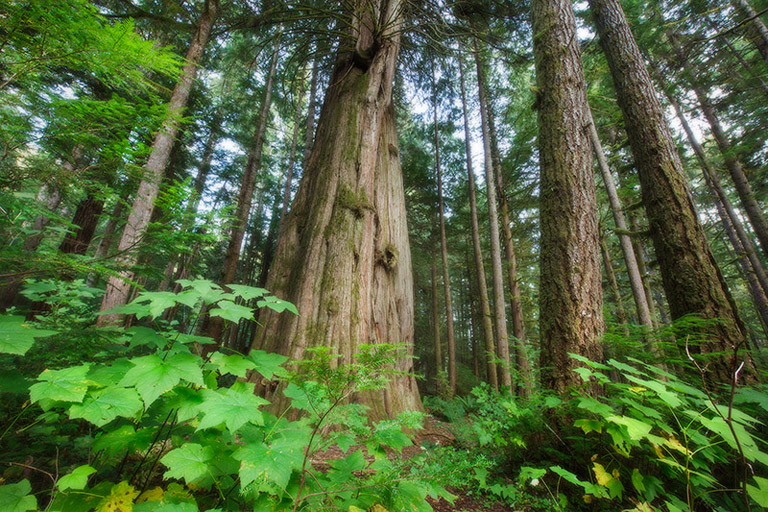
484,68 -> 532,397
249,0 -> 421,420
475,48 -> 512,392
590,0 -> 753,383
588,110 -> 654,329
98,0 -> 218,326
431,60 -> 457,395
533,0 -> 604,393
458,55 -> 498,391
59,194 -> 104,255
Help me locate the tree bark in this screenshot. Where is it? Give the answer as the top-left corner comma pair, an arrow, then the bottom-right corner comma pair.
590,0 -> 753,382
98,0 -> 218,326
59,195 -> 104,255
588,110 -> 654,330
249,0 -> 421,420
475,47 -> 512,392
431,254 -> 442,386
458,55 -> 498,391
431,59 -> 457,395
533,0 -> 604,393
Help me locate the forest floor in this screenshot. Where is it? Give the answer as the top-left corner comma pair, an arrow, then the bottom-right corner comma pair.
313,417 -> 516,512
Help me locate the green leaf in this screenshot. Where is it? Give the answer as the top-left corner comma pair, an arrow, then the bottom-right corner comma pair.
257,296 -> 298,315
127,326 -> 168,350
373,420 -> 412,452
227,284 -> 268,300
577,396 -> 613,417
69,386 -> 143,426
233,434 -> 305,491
161,444 -> 214,483
747,476 -> 768,507
132,291 -> 179,319
329,450 -> 366,476
93,425 -> 154,459
208,353 -> 256,378
30,364 -> 91,403
58,465 -> 96,491
624,375 -> 681,408
606,415 -> 652,441
247,350 -> 288,380
0,370 -> 31,394
208,301 -> 254,323
0,480 -> 37,512
175,279 -> 227,303
197,382 -> 269,433
120,353 -> 203,406
631,469 -> 645,494
0,315 -> 56,355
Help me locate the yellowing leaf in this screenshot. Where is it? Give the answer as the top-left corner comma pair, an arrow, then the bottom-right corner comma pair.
652,443 -> 665,459
664,436 -> 691,455
628,386 -> 647,393
95,481 -> 138,512
135,487 -> 163,503
593,463 -> 612,486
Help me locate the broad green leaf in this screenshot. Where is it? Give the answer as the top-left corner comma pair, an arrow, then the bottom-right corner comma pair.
747,476 -> 768,507
518,466 -> 546,483
30,364 -> 91,403
133,291 -> 179,319
543,396 -> 562,408
373,420 -> 412,452
606,416 -> 652,441
227,284 -> 268,300
175,279 -> 227,303
577,396 -> 613,417
127,327 -> 168,350
631,469 -> 645,494
208,353 -> 256,378
0,315 -> 56,355
0,480 -> 37,512
233,434 -> 304,491
257,296 -> 298,315
58,465 -> 96,491
330,450 -> 366,476
165,387 -> 205,422
120,353 -> 203,406
69,386 -> 143,426
197,382 -> 269,433
624,375 -> 681,407
247,350 -> 289,380
0,370 -> 31,394
161,444 -> 213,483
568,353 -> 611,369
92,425 -> 154,458
208,301 -> 254,323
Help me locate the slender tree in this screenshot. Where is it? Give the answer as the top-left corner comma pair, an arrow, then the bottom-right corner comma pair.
458,55 -> 498,391
98,0 -> 219,325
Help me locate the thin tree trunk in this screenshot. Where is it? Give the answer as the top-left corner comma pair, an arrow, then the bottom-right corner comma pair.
85,200 -> 125,288
303,55 -> 319,167
219,32 -> 280,288
588,110 -> 654,329
731,0 -> 768,64
533,0 -> 604,393
668,38 -> 768,260
98,0 -> 218,325
475,47 -> 512,392
626,213 -> 659,327
431,59 -> 457,395
590,0 -> 754,382
249,0 -> 421,420
485,72 -> 532,397
458,55 -> 498,391
600,234 -> 630,326
431,255 -> 442,388
279,70 -> 307,226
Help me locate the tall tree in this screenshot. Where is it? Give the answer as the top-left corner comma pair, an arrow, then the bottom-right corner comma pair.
475,47 -> 512,391
589,0 -> 754,382
249,0 -> 421,420
532,0 -> 604,393
98,0 -> 219,325
431,58 -> 457,395
458,55 -> 498,391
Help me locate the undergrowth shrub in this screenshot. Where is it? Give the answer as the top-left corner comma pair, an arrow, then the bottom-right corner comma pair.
0,279 -> 450,511
428,355 -> 768,511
